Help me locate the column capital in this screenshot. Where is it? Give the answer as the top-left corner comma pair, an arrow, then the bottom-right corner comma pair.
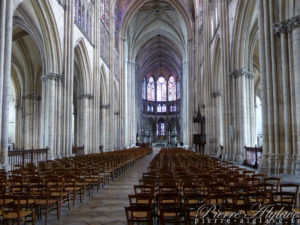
78,94 -> 94,100
273,15 -> 300,34
22,94 -> 41,101
273,21 -> 287,35
229,68 -> 255,79
41,73 -> 64,82
287,15 -> 300,32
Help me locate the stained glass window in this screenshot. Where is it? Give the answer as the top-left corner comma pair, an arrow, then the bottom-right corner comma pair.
74,0 -> 78,22
81,3 -> 85,30
162,104 -> 167,113
170,105 -> 176,112
157,120 -> 166,136
157,76 -> 167,102
176,81 -> 180,99
142,79 -> 147,100
101,0 -> 110,28
157,104 -> 162,113
147,77 -> 155,101
161,122 -> 165,136
78,0 -> 82,25
168,76 -> 176,101
147,105 -> 154,112
74,0 -> 93,41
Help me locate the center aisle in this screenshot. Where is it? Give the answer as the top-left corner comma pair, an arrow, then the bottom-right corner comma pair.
50,151 -> 157,225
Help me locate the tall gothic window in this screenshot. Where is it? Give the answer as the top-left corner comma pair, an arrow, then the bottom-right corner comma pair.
81,3 -> 85,30
101,0 -> 110,28
157,120 -> 166,136
176,81 -> 181,99
142,79 -> 147,100
168,76 -> 176,101
74,0 -> 94,42
147,76 -> 155,101
157,76 -> 167,102
157,104 -> 162,113
170,105 -> 176,112
162,104 -> 167,113
78,0 -> 82,25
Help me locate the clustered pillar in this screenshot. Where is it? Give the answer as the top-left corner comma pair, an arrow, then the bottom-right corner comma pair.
258,0 -> 300,173
0,0 -> 13,167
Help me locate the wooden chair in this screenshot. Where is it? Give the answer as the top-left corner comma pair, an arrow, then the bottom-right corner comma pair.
271,192 -> 296,210
184,193 -> 207,223
128,194 -> 154,208
45,176 -> 71,213
125,206 -> 153,225
3,195 -> 35,225
280,183 -> 299,208
159,207 -> 189,225
157,193 -> 181,210
63,175 -> 83,206
31,184 -> 60,225
264,177 -> 280,191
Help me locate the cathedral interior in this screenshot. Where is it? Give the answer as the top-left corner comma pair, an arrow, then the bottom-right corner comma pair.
0,0 -> 300,224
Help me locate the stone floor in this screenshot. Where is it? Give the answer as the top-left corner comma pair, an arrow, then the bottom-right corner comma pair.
38,152 -> 157,225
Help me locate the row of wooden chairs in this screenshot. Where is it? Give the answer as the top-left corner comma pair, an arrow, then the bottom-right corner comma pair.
125,148 -> 300,225
0,148 -> 152,225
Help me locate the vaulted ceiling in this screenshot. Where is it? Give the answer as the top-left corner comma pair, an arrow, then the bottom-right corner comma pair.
121,0 -> 193,81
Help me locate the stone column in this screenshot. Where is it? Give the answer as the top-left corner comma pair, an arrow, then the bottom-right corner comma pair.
41,73 -> 64,160
0,0 -> 6,129
78,94 -> 94,154
126,60 -> 136,146
220,0 -> 232,161
203,0 -> 212,154
93,0 -> 101,153
211,91 -> 222,156
0,0 -> 13,166
22,94 -> 41,149
62,0 -> 74,157
15,105 -> 23,149
229,69 -> 255,163
100,104 -> 109,151
290,16 -> 300,162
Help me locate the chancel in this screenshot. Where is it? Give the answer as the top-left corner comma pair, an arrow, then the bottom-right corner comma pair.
0,0 -> 299,224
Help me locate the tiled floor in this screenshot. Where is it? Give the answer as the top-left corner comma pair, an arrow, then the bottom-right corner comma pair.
39,152 -> 157,225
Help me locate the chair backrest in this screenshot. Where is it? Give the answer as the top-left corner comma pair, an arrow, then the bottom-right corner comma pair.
125,206 -> 153,225
159,207 -> 188,225
128,194 -> 154,207
134,185 -> 154,195
271,192 -> 296,210
159,185 -> 178,194
264,177 -> 280,191
158,193 -> 181,209
280,183 -> 299,208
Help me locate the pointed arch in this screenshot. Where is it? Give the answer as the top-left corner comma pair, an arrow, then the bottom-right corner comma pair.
74,38 -> 92,94
14,0 -> 63,74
